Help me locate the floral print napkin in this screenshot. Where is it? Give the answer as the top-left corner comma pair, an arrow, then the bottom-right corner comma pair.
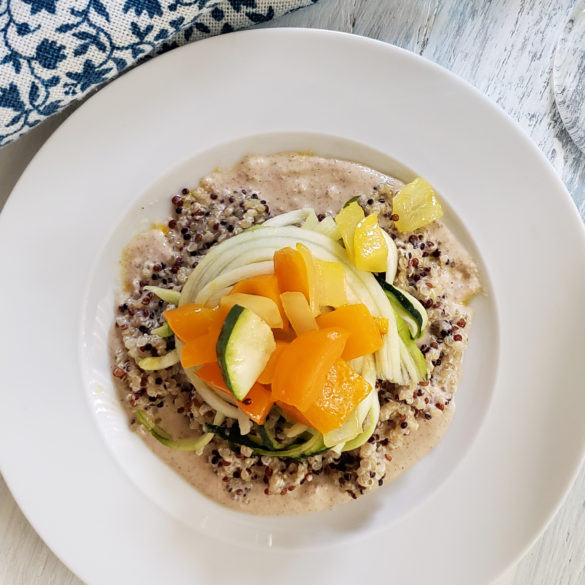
0,0 -> 318,147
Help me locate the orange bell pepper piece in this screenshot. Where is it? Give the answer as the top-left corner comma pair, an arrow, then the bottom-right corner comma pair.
295,243 -> 319,314
180,327 -> 221,368
175,306 -> 229,367
316,304 -> 383,360
273,247 -> 309,302
276,401 -> 312,427
164,304 -> 228,343
230,274 -> 289,331
271,327 -> 349,410
196,362 -> 274,425
257,341 -> 289,384
301,359 -> 372,434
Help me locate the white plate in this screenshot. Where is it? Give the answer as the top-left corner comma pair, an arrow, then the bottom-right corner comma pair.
1,28 -> 584,585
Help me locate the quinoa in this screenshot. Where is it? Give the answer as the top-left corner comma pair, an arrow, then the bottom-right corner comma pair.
113,158 -> 479,505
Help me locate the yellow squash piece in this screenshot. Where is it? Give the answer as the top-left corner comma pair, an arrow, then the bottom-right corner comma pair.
393,177 -> 443,232
334,201 -> 364,261
280,291 -> 318,336
295,243 -> 319,315
220,293 -> 283,329
353,213 -> 388,272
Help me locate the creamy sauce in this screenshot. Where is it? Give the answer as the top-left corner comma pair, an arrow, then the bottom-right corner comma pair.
113,358 -> 454,516
115,153 -> 478,515
424,222 -> 480,303
120,229 -> 174,294
202,153 -> 403,215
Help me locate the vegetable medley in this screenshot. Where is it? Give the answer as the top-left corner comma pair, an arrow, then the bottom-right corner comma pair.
135,178 -> 445,457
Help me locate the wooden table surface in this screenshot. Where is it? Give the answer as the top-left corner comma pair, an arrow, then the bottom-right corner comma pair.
1,1 -> 584,584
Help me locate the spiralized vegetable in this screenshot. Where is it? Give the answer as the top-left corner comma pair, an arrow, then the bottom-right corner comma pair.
180,225 -> 404,384
150,209 -> 428,453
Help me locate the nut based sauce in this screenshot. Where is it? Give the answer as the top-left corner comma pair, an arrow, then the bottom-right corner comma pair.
114,153 -> 479,515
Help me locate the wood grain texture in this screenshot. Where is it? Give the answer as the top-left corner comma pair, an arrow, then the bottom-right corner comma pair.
0,476 -> 83,585
1,1 -> 584,584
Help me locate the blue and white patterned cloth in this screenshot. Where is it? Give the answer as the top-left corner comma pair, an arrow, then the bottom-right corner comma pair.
0,0 -> 318,147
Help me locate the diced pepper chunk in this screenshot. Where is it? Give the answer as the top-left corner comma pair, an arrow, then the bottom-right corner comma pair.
273,247 -> 309,301
316,304 -> 383,360
175,306 -> 229,367
229,274 -> 289,331
276,401 -> 312,426
393,177 -> 443,232
353,213 -> 388,272
181,330 -> 219,367
301,359 -> 372,434
271,327 -> 349,410
163,303 -> 216,342
196,362 -> 274,425
257,341 -> 289,384
280,291 -> 318,336
164,304 -> 225,343
334,201 -> 365,261
314,258 -> 347,307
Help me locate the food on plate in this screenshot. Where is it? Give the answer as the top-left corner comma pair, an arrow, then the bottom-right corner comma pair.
111,153 -> 481,514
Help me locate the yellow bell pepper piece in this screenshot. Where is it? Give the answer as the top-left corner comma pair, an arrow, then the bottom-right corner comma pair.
314,258 -> 347,308
353,213 -> 388,272
393,177 -> 443,232
334,201 -> 364,261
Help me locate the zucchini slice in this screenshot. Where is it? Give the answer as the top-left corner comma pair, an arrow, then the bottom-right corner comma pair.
151,323 -> 173,338
216,305 -> 276,400
143,286 -> 181,305
381,230 -> 398,284
376,276 -> 428,339
204,423 -> 327,459
138,349 -> 179,371
136,410 -> 220,452
394,310 -> 427,382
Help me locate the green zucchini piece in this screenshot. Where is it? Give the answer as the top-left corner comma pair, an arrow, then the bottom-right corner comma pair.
259,425 -> 281,450
380,229 -> 398,283
138,349 -> 179,371
376,276 -> 428,339
343,195 -> 360,208
342,385 -> 381,452
204,424 -> 326,459
395,311 -> 427,381
143,286 -> 181,305
151,323 -> 173,338
342,401 -> 379,451
284,422 -> 309,438
258,425 -> 300,450
204,423 -> 264,451
136,410 -> 214,452
216,305 -> 276,400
